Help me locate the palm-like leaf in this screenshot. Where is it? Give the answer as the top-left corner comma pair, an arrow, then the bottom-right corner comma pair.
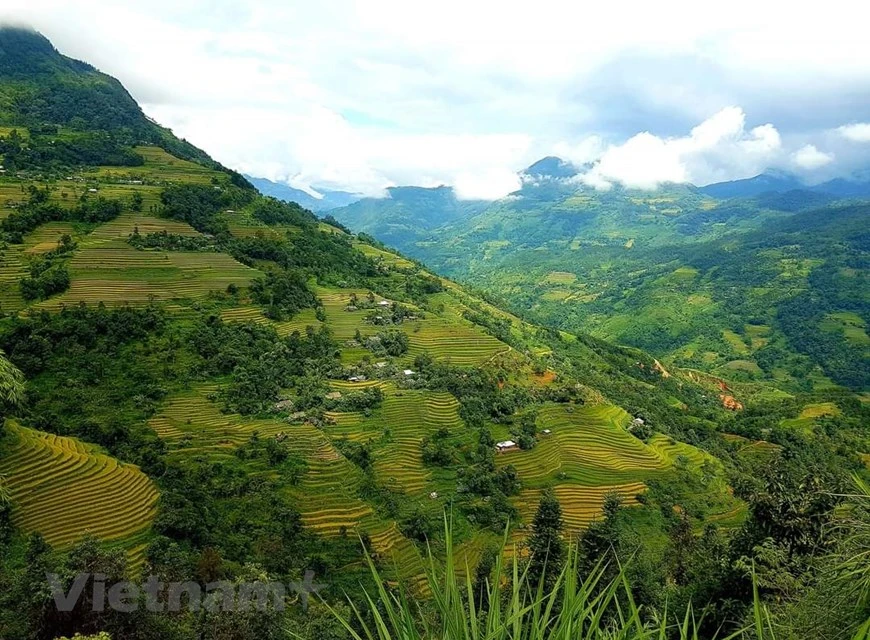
0,349 -> 24,407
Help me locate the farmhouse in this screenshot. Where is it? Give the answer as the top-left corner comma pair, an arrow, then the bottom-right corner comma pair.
495,440 -> 518,453
402,369 -> 415,376
542,429 -> 552,435
378,300 -> 391,307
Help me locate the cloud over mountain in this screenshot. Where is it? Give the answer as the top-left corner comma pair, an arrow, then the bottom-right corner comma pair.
4,0 -> 870,197
577,107 -> 783,190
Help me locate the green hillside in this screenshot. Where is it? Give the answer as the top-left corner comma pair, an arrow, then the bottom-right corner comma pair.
0,26 -> 867,640
329,168 -> 870,393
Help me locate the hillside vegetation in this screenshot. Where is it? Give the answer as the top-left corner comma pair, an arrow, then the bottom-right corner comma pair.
0,26 -> 867,640
329,169 -> 869,393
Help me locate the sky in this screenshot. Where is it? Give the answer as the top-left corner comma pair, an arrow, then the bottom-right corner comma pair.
3,0 -> 870,199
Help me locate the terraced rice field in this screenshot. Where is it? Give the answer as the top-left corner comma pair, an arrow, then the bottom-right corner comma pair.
0,243 -> 27,311
87,212 -> 201,241
326,388 -> 463,496
406,319 -> 509,366
648,433 -> 716,468
512,482 -> 647,539
91,146 -> 219,184
0,422 -> 158,561
317,287 -> 509,366
497,404 -> 667,488
220,305 -> 322,336
22,222 -> 78,254
150,384 -> 427,587
317,287 -> 386,341
354,242 -> 416,269
149,385 -> 288,456
35,241 -> 260,309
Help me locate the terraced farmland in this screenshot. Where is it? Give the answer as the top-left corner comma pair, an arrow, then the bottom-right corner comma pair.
0,243 -> 27,311
498,404 -> 667,488
354,242 -> 416,269
220,305 -> 323,336
91,146 -> 220,184
87,212 -> 201,241
22,222 -> 78,254
406,319 -> 509,366
512,482 -> 647,539
316,286 -> 510,366
150,384 -> 428,586
326,388 -> 463,496
149,385 -> 288,456
35,241 -> 260,309
0,422 -> 158,562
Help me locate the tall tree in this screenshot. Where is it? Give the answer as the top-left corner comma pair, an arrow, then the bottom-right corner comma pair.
527,488 -> 565,590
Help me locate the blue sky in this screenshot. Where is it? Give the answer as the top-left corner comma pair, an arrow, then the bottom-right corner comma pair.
3,0 -> 870,198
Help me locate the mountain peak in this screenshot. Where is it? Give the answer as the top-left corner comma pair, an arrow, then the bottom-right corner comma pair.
521,156 -> 579,180
0,25 -> 94,77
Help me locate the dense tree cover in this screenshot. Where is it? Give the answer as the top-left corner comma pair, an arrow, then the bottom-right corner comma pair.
128,229 -> 216,252
0,128 -> 144,170
159,183 -> 252,237
250,270 -> 319,321
0,186 -> 124,242
250,197 -> 316,227
19,232 -> 76,301
366,329 -> 409,356
19,258 -> 69,300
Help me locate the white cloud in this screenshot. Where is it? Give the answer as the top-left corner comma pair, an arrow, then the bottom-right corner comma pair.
2,0 -> 870,194
837,123 -> 870,143
453,168 -> 522,200
791,144 -> 834,170
552,136 -> 605,167
580,107 -> 782,189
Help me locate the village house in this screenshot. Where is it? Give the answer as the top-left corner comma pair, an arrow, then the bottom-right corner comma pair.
402,369 -> 415,376
273,399 -> 295,411
495,440 -> 518,453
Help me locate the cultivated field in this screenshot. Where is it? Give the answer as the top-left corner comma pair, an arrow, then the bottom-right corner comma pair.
497,404 -> 668,489
0,422 -> 158,566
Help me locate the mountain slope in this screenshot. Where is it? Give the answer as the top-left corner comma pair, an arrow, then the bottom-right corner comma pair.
0,26 -> 745,630
0,26 -> 251,183
0,27 -> 867,640
328,185 -> 490,247
328,160 -> 869,392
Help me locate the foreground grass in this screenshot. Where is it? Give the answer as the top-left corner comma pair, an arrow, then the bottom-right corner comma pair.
314,514 -> 870,640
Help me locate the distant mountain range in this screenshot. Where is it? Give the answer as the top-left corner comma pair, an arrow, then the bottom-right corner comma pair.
700,170 -> 870,200
244,174 -> 362,212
